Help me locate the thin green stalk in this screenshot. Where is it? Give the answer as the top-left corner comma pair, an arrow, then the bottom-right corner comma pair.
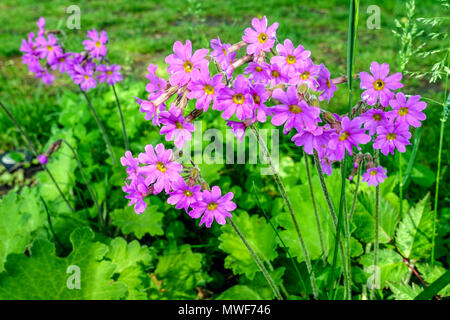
371,150 -> 380,300
0,100 -> 74,213
304,152 -> 326,263
229,218 -> 282,300
342,165 -> 352,300
431,65 -> 449,264
62,140 -> 104,227
40,196 -> 64,249
398,152 -> 404,218
79,88 -> 117,165
349,164 -> 362,220
111,84 -> 129,151
250,124 -> 319,299
403,126 -> 422,188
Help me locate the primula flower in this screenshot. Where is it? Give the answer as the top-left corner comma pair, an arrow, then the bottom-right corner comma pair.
35,34 -> 63,62
249,83 -> 270,122
267,63 -> 289,87
217,74 -> 254,120
271,39 -> 311,74
288,61 -> 320,90
373,122 -> 411,156
292,126 -> 334,156
96,64 -> 122,85
317,64 -> 337,103
48,52 -> 73,74
121,150 -> 140,180
210,36 -> 236,75
71,63 -> 97,91
226,121 -> 247,142
320,156 -> 333,176
187,66 -> 224,111
362,166 -> 388,187
138,143 -> 183,194
189,186 -> 236,228
359,108 -> 388,135
123,176 -> 149,214
82,28 -> 108,59
242,16 -> 279,56
145,64 -> 167,100
167,179 -> 202,212
244,62 -> 270,83
20,32 -> 38,65
37,17 -> 45,36
165,40 -> 208,86
37,154 -> 48,165
135,97 -> 164,126
270,86 -> 320,134
159,105 -> 195,149
328,116 -> 371,160
388,92 -> 427,128
360,61 -> 403,107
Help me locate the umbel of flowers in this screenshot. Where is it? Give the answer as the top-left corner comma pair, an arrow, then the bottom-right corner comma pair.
20,17 -> 122,90
122,16 -> 427,227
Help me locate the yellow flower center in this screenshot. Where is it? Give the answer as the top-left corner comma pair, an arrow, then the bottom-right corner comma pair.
175,121 -> 184,130
183,189 -> 193,197
183,60 -> 194,73
95,41 -> 102,48
106,70 -> 113,76
203,84 -> 215,95
255,66 -> 263,72
222,48 -> 227,56
300,71 -> 310,80
373,79 -> 385,91
207,202 -> 218,211
287,55 -> 296,64
47,45 -> 53,51
386,133 -> 397,141
253,94 -> 260,104
289,104 -> 302,114
373,113 -> 382,121
83,75 -> 89,80
232,93 -> 245,105
398,107 -> 409,116
339,131 -> 350,141
326,78 -> 331,88
156,161 -> 167,172
258,33 -> 268,43
60,57 -> 66,62
370,170 -> 378,176
271,70 -> 280,78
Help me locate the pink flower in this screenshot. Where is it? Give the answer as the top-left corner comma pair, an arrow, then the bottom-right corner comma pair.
317,64 -> 337,103
217,74 -> 254,120
210,36 -> 236,75
187,66 -> 224,111
271,39 -> 311,74
123,176 -> 149,214
82,28 -> 108,59
121,150 -> 140,180
388,92 -> 427,128
189,186 -> 236,228
71,63 -> 97,91
373,121 -> 411,156
138,143 -> 183,194
328,116 -> 371,160
135,97 -> 164,126
159,105 -> 195,149
35,34 -> 62,62
96,64 -> 122,85
360,61 -> 403,107
165,40 -> 208,86
167,179 -> 202,212
288,61 -> 320,90
249,83 -> 270,122
270,86 -> 320,134
359,108 -> 389,135
292,126 -> 334,156
244,62 -> 270,83
48,52 -> 73,74
145,64 -> 167,100
242,16 -> 279,56
37,154 -> 48,165
226,121 -> 247,142
267,63 -> 289,87
362,166 -> 388,186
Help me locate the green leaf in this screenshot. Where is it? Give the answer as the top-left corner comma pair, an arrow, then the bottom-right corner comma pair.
359,249 -> 409,289
219,211 -> 278,279
417,263 -> 450,297
153,244 -> 210,299
216,285 -> 263,300
0,227 -> 127,299
0,188 -> 45,272
415,269 -> 450,300
389,282 -> 423,300
111,204 -> 164,239
395,194 -> 433,259
106,237 -> 153,299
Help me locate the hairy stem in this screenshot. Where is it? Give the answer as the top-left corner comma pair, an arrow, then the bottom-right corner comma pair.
371,149 -> 380,300
112,84 -> 129,151
0,100 -> 74,213
349,164 -> 362,220
80,88 -> 117,165
250,124 -> 319,299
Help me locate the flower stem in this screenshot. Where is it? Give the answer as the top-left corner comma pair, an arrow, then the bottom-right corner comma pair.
349,164 -> 362,220
79,88 -> 117,165
111,84 -> 129,151
62,140 -> 104,228
371,149 -> 380,300
40,196 -> 64,249
304,152 -> 327,263
250,124 -> 319,299
0,100 -> 74,213
342,164 -> 352,300
228,219 -> 282,300
398,152 -> 403,217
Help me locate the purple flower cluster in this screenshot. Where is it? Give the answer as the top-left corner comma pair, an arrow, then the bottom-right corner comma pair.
20,18 -> 122,90
124,16 -> 427,225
